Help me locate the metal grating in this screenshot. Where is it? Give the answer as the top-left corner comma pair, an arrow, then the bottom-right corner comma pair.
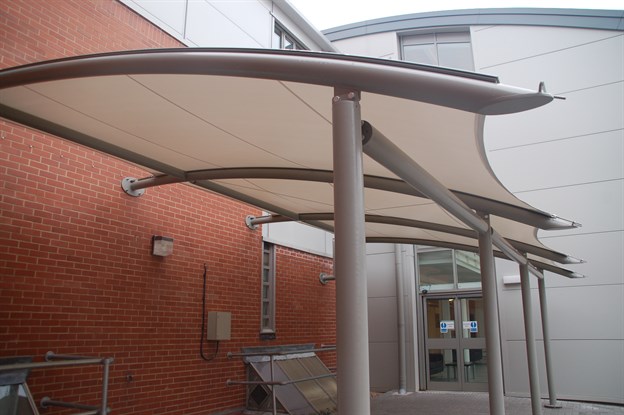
249,353 -> 336,415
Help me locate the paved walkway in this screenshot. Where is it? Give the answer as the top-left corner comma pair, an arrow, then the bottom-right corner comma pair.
371,391 -> 624,415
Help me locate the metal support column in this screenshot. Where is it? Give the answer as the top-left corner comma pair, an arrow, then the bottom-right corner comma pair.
520,261 -> 543,415
538,275 -> 561,408
478,214 -> 506,415
395,244 -> 407,394
332,88 -> 370,415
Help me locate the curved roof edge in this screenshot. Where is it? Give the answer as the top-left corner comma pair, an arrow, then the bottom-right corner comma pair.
323,8 -> 624,41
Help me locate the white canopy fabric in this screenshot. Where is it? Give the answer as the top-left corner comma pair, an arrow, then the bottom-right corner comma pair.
0,48 -> 581,276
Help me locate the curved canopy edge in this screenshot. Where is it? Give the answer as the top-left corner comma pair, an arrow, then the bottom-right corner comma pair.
0,48 -> 553,115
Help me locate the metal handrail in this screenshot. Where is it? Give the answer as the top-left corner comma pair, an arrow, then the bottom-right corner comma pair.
41,396 -> 99,412
0,358 -> 106,371
0,351 -> 113,415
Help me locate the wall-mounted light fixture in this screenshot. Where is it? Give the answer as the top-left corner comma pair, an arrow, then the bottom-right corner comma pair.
152,236 -> 174,257
503,275 -> 521,285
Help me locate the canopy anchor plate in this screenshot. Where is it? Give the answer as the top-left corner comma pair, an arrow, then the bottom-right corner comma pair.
121,177 -> 145,197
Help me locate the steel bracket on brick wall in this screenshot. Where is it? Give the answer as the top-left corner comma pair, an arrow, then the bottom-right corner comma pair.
121,177 -> 146,197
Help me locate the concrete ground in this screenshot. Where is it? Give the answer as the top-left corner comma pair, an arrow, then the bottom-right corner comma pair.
371,391 -> 624,415
232,392 -> 623,415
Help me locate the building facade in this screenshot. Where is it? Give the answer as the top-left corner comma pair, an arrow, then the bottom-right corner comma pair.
0,1 -> 335,414
2,2 -> 622,412
325,8 -> 623,404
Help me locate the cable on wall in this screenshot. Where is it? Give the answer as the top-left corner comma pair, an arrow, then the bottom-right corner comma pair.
200,263 -> 219,361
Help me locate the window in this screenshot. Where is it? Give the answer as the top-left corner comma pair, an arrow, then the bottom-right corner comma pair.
273,23 -> 306,50
417,249 -> 481,292
260,242 -> 276,334
455,251 -> 481,289
401,31 -> 474,71
418,250 -> 455,291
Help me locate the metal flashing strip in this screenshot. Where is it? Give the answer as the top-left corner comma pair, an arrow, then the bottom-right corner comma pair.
323,8 -> 624,41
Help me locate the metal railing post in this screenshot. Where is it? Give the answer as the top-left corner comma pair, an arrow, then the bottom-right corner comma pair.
270,354 -> 277,415
101,358 -> 112,414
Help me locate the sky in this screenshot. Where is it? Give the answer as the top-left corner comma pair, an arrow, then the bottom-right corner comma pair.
287,0 -> 624,30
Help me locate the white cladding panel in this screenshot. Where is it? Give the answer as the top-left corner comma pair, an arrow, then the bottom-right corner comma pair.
487,129 -> 623,192
499,284 -> 624,341
365,244 -> 419,393
206,0 -> 273,46
368,296 -> 399,343
477,32 -> 623,91
262,221 -> 333,257
367,246 -> 397,298
472,25 -> 622,75
538,232 -> 624,287
120,0 -> 330,50
332,32 -> 399,59
504,339 -> 624,404
521,179 -> 623,236
485,83 -> 624,150
366,247 -> 400,392
369,342 -> 400,392
186,1 -> 270,47
120,0 -> 187,37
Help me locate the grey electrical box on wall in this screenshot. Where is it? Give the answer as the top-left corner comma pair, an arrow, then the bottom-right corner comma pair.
207,311 -> 231,340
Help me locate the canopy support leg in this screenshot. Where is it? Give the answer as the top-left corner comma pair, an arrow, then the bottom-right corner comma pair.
538,275 -> 561,408
520,261 -> 543,415
332,88 -> 370,415
478,214 -> 506,415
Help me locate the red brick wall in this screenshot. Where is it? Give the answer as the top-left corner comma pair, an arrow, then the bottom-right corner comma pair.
0,1 -> 336,414
275,245 -> 336,368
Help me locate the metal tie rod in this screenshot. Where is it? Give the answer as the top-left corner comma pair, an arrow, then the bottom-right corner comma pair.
491,231 -> 544,279
361,121 -> 538,274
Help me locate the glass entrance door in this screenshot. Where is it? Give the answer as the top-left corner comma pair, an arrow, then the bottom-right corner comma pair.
424,296 -> 488,391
